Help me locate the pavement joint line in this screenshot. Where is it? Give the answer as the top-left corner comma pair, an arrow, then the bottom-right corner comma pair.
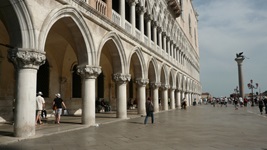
247,110 -> 267,118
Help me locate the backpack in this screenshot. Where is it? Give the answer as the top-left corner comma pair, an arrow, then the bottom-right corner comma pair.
148,102 -> 154,112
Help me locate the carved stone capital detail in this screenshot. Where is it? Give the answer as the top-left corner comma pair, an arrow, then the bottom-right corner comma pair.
113,73 -> 131,84
150,82 -> 161,89
135,78 -> 149,86
77,65 -> 102,79
8,48 -> 46,69
161,84 -> 170,90
170,86 -> 176,90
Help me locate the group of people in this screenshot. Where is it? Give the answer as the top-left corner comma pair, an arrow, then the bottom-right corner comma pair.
35,92 -> 67,125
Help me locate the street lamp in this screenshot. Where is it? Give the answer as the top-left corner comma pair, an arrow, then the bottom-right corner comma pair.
247,79 -> 258,107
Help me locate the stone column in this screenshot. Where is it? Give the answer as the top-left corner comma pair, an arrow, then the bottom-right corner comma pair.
150,82 -> 161,112
152,21 -> 157,48
135,78 -> 149,115
77,65 -> 101,126
158,28 -> 163,49
138,7 -> 145,41
171,42 -> 174,58
161,84 -> 169,110
129,0 -> 137,35
163,32 -> 166,52
166,37 -> 170,54
170,87 -> 175,109
174,47 -> 177,60
176,90 -> 181,108
120,0 -> 125,28
235,56 -> 245,98
145,15 -> 151,46
8,48 -> 46,137
113,73 -> 131,119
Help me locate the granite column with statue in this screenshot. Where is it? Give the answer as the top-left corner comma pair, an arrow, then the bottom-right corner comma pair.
235,54 -> 245,98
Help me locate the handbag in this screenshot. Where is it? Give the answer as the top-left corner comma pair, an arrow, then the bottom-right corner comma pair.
63,109 -> 68,115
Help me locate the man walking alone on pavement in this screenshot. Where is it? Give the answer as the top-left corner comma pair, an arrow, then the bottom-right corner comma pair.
144,97 -> 154,124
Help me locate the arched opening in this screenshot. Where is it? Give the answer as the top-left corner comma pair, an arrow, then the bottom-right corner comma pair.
72,65 -> 81,98
37,60 -> 50,97
97,72 -> 105,98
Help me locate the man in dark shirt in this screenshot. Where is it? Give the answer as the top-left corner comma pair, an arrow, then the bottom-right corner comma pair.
53,93 -> 67,124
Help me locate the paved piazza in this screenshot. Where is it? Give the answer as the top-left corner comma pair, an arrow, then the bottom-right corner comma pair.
1,104 -> 267,150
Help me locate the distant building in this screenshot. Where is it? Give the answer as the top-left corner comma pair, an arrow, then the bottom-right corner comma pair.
201,92 -> 212,100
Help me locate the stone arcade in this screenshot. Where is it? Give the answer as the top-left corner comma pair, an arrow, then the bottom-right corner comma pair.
0,0 -> 201,137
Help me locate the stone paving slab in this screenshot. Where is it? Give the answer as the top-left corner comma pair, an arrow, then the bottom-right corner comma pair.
0,104 -> 267,150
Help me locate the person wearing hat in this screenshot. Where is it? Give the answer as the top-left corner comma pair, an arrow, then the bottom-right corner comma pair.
53,93 -> 67,124
36,91 -> 45,125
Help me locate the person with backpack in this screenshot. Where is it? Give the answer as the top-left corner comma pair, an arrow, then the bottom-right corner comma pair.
144,97 -> 154,124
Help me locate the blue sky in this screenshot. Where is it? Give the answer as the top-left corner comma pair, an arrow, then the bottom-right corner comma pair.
192,0 -> 267,97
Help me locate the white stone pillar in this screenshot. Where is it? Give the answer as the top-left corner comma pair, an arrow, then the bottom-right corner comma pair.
113,73 -> 131,119
170,88 -> 175,109
146,16 -> 151,46
161,85 -> 169,111
158,28 -> 162,50
130,1 -> 136,35
152,22 -> 157,48
136,78 -> 149,115
174,47 -> 177,60
150,82 -> 160,112
8,49 -> 46,137
77,66 -> 101,126
120,0 -> 125,28
139,7 -> 145,41
176,90 -> 181,108
163,33 -> 166,52
166,38 -> 170,54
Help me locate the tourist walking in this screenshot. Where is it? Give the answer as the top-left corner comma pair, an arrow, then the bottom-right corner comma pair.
263,96 -> 267,114
234,98 -> 238,110
53,93 -> 67,124
181,98 -> 187,109
258,98 -> 264,115
144,97 -> 154,124
36,91 -> 45,125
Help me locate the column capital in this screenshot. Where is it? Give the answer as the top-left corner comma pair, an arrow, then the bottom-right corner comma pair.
113,73 -> 131,84
8,48 -> 46,69
144,14 -> 152,21
170,86 -> 176,90
136,6 -> 146,14
161,84 -> 170,90
135,78 -> 149,86
127,0 -> 138,5
150,82 -> 161,89
77,65 -> 102,79
157,26 -> 162,33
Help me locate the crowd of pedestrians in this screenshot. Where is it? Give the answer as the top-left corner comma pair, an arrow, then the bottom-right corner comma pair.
201,96 -> 267,115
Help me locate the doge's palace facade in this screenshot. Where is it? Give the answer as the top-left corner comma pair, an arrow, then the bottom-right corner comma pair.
0,0 -> 201,137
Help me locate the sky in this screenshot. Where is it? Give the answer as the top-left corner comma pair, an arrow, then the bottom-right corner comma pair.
192,0 -> 267,97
